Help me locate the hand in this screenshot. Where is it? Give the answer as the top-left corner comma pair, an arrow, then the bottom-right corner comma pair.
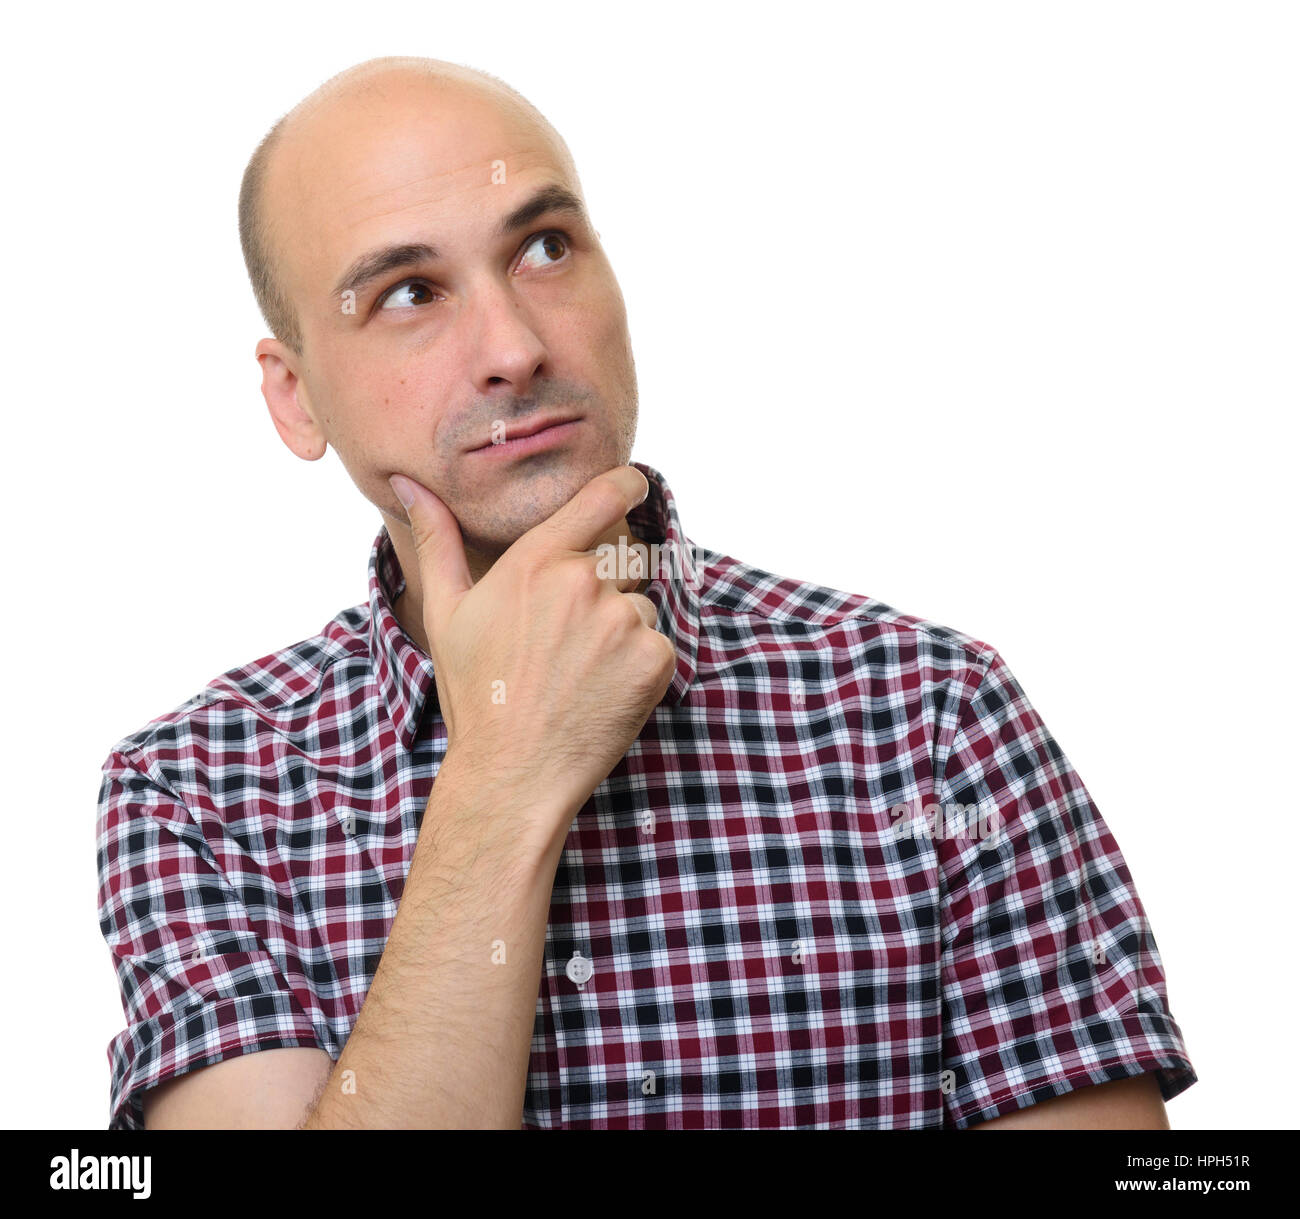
389,465 -> 677,846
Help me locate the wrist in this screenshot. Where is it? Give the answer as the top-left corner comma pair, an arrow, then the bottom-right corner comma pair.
432,744 -> 582,865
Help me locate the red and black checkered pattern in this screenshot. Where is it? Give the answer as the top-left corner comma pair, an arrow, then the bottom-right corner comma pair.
96,461 -> 1195,1129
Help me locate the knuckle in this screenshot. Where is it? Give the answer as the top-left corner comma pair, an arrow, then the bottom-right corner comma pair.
613,592 -> 643,629
654,629 -> 676,669
570,558 -> 602,595
547,558 -> 598,606
640,630 -> 676,686
629,594 -> 657,628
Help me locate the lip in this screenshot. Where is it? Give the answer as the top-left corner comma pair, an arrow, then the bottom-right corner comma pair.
468,416 -> 583,457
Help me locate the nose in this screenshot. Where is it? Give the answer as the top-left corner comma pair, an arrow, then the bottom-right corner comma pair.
464,276 -> 550,395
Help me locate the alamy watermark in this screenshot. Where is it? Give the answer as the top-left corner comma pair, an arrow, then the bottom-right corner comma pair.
595,536 -> 701,590
887,798 -> 1004,849
50,1149 -> 151,1199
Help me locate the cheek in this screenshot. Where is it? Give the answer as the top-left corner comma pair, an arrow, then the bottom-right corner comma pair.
342,365 -> 427,437
314,372 -> 418,472
567,287 -> 631,375
592,280 -> 629,336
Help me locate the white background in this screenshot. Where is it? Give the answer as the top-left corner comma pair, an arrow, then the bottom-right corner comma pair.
2,0 -> 1294,1130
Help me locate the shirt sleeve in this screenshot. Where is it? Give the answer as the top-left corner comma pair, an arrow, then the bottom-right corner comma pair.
934,648 -> 1196,1128
95,746 -> 325,1130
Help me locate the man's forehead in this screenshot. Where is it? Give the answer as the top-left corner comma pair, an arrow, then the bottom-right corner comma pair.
266,76 -> 571,284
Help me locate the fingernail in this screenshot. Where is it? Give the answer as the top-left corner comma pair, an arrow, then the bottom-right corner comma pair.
389,474 -> 416,509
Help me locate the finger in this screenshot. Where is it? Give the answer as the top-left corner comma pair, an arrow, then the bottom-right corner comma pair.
531,465 -> 649,557
389,473 -> 473,628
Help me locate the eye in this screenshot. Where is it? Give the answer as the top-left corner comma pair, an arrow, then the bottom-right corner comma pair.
378,280 -> 437,311
517,231 -> 570,272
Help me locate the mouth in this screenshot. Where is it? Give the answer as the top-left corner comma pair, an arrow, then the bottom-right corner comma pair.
467,415 -> 584,457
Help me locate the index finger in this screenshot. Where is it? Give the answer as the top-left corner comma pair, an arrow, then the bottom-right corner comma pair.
525,465 -> 649,557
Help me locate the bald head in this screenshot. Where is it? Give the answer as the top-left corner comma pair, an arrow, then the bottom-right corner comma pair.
238,56 -> 577,355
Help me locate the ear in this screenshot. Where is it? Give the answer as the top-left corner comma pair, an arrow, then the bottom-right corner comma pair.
257,337 -> 327,461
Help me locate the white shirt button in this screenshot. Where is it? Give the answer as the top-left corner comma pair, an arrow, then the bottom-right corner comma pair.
565,951 -> 594,987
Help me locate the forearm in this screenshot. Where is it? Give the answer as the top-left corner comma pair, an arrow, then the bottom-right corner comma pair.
301,749 -> 571,1129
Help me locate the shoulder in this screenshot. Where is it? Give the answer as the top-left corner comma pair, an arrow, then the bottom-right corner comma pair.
695,546 -> 999,674
101,601 -> 373,781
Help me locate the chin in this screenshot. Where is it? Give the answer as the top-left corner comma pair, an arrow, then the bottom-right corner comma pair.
456,465 -> 593,554
445,428 -> 631,553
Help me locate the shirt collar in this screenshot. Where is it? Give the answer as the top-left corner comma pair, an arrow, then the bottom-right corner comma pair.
626,460 -> 701,706
367,459 -> 701,751
367,521 -> 438,752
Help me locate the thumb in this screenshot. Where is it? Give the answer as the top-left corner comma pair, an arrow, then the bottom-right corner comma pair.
389,473 -> 473,624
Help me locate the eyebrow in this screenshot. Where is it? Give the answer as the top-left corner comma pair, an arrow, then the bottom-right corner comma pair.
330,183 -> 589,302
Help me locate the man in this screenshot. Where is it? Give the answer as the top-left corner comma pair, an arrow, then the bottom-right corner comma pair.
96,56 -> 1195,1129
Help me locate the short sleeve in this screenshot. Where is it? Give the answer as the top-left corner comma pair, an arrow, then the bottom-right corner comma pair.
934,649 -> 1196,1128
95,747 -> 324,1130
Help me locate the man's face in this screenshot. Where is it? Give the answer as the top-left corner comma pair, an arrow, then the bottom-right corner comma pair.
260,79 -> 638,557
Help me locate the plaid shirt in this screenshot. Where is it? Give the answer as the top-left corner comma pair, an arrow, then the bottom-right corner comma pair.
96,461 -> 1195,1129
